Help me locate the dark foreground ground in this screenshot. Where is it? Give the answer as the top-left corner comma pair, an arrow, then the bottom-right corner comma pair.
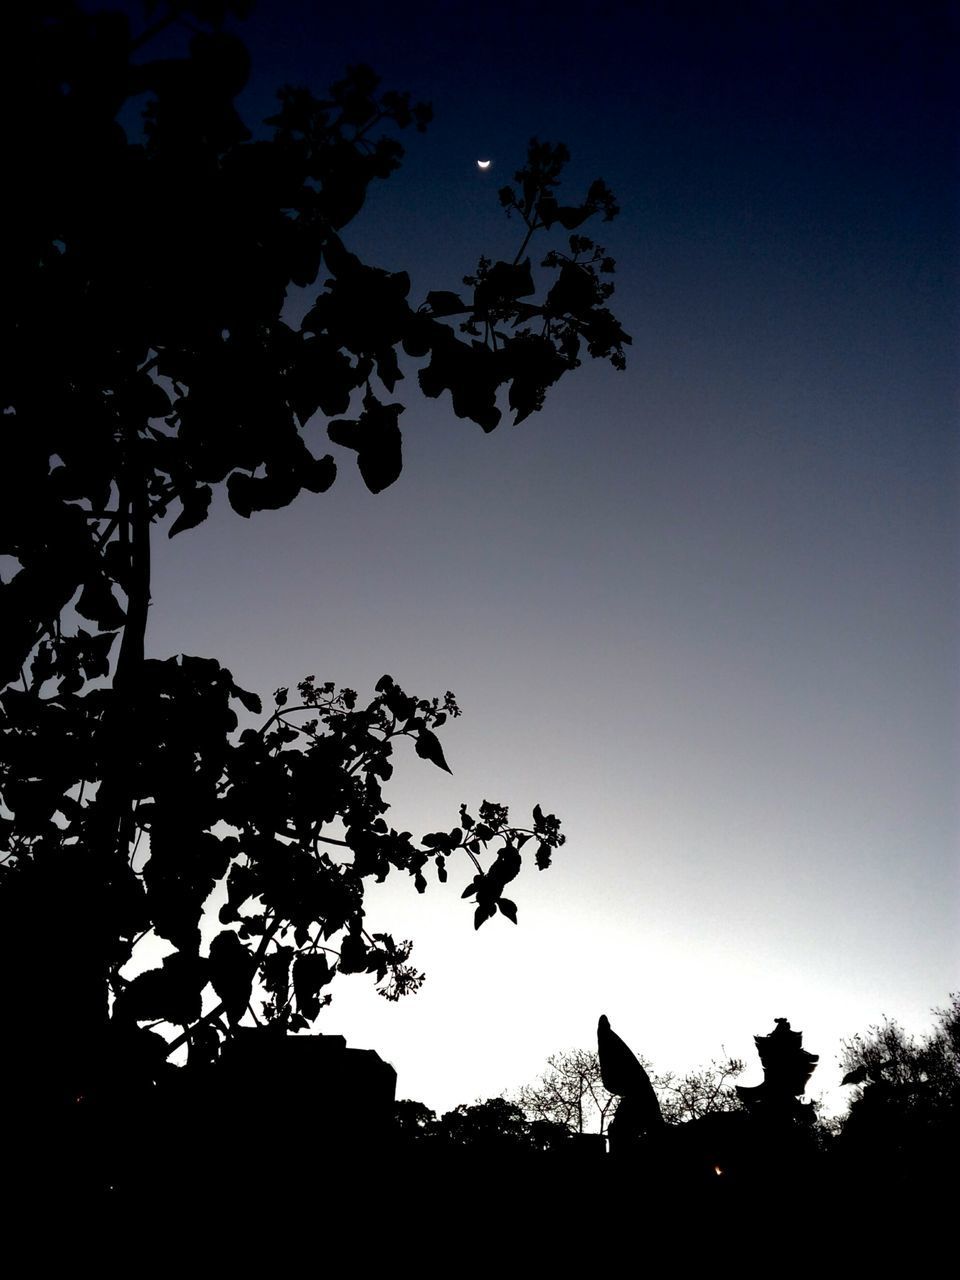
6,1107 -> 956,1266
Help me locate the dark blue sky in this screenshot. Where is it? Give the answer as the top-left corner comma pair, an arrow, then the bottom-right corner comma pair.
126,0 -> 959,1109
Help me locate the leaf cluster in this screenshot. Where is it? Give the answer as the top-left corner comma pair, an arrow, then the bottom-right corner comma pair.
4,13 -> 628,695
0,1 -> 626,1097
1,665 -> 563,1075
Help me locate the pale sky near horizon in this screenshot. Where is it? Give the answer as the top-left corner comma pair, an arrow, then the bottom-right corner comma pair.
130,0 -> 956,1117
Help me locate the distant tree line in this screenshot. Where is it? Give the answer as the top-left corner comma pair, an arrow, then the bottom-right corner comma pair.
395,995 -> 958,1191
395,1096 -> 573,1151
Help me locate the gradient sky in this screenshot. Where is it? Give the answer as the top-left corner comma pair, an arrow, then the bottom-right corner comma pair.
132,0 -> 957,1116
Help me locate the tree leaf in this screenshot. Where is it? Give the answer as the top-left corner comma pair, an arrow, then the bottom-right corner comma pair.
415,727 -> 451,773
230,681 -> 262,715
208,931 -> 255,1023
75,576 -> 126,631
293,952 -> 333,1020
425,290 -> 466,316
262,946 -> 293,1007
474,901 -> 497,929
328,395 -> 404,494
168,484 -> 213,537
116,951 -> 209,1027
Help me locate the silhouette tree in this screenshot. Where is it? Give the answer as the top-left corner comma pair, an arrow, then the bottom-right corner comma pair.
515,1046 -> 744,1136
839,995 -> 960,1100
394,1097 -> 438,1140
1,1 -> 628,1110
836,994 -> 959,1184
517,1048 -> 617,1135
395,1096 -> 571,1151
655,1054 -> 744,1124
434,1097 -> 535,1149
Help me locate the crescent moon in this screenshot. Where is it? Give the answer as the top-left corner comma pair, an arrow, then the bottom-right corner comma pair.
476,159 -> 492,171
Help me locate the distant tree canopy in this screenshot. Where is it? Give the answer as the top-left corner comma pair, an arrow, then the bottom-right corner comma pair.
1,0 -> 628,1105
395,1097 -> 572,1151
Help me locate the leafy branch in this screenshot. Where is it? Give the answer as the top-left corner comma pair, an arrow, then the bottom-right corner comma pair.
0,2 -> 623,1114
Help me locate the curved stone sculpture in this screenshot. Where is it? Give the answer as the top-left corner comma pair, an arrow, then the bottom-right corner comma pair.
597,1014 -> 664,1154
